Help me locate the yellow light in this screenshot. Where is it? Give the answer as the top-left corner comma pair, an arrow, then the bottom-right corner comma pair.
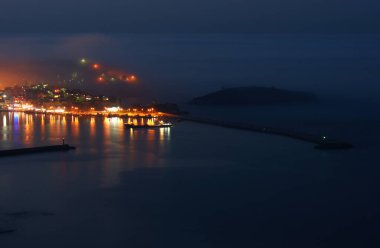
22,104 -> 34,110
105,107 -> 121,113
54,109 -> 65,113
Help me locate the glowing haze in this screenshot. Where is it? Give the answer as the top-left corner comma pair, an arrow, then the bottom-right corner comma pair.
0,34 -> 142,98
1,33 -> 380,102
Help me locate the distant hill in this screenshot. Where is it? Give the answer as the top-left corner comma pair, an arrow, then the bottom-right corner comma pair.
189,86 -> 317,105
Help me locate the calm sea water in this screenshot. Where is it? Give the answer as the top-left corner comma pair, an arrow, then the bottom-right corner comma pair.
0,106 -> 379,247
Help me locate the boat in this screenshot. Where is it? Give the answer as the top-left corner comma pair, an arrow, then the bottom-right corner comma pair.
124,121 -> 173,129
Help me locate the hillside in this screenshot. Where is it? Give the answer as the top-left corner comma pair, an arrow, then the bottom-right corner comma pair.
189,86 -> 317,105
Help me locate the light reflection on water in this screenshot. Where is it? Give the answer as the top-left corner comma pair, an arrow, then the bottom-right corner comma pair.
0,112 -> 172,188
0,112 -> 171,145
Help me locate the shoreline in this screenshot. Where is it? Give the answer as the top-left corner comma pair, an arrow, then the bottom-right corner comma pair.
0,109 -> 164,118
0,110 -> 353,150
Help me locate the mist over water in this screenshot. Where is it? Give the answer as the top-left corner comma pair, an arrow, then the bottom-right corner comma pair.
1,34 -> 380,102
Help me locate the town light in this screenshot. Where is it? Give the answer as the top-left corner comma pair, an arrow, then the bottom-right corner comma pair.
105,107 -> 121,113
54,109 -> 65,113
127,75 -> 137,82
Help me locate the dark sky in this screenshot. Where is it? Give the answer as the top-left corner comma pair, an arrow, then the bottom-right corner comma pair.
1,33 -> 380,102
1,0 -> 380,33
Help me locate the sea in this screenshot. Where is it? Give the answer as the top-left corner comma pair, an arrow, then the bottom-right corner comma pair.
1,34 -> 380,247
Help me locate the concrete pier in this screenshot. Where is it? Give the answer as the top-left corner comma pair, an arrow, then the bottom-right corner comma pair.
170,115 -> 353,150
0,144 -> 76,157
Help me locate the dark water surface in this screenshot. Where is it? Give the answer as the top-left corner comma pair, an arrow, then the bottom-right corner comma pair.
0,110 -> 379,247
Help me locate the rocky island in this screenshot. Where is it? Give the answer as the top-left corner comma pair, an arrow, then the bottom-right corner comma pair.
189,86 -> 317,105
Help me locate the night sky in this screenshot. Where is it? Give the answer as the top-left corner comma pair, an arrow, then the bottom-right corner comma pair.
1,0 -> 380,33
1,1 -> 380,102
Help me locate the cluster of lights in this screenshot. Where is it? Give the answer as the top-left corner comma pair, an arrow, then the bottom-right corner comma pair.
2,88 -> 161,118
105,107 -> 122,113
126,108 -> 155,112
6,104 -> 125,115
7,104 -> 65,114
80,58 -> 137,84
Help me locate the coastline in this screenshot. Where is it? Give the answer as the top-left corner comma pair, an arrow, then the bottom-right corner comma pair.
0,109 -> 164,118
1,109 -> 353,150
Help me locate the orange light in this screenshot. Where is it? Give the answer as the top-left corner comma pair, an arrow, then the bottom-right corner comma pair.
98,76 -> 104,82
93,64 -> 100,70
128,75 -> 137,82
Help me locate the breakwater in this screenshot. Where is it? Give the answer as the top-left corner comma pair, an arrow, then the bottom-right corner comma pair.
0,144 -> 76,157
168,115 -> 352,150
